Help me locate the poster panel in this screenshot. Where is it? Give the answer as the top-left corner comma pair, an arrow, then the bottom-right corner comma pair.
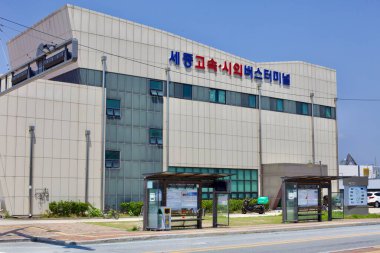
347,186 -> 367,206
298,188 -> 318,207
166,185 -> 198,212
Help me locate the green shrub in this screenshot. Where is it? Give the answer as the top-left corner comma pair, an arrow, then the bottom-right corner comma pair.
201,198 -> 268,213
87,206 -> 103,217
49,202 -> 58,215
202,200 -> 213,213
120,201 -> 143,216
48,201 -> 91,217
229,199 -> 244,212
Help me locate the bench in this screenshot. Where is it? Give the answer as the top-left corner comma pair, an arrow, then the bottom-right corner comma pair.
297,206 -> 322,221
171,208 -> 205,228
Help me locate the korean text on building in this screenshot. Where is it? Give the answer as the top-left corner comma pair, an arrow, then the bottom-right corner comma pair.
169,51 -> 290,86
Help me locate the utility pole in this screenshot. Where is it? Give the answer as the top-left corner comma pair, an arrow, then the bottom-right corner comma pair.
165,67 -> 170,171
101,56 -> 107,210
28,126 -> 35,218
258,84 -> 263,196
310,93 -> 315,164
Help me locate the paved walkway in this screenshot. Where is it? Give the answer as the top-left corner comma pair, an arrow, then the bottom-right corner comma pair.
1,217 -> 380,245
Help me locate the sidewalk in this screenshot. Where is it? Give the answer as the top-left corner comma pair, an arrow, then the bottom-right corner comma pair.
1,217 -> 380,246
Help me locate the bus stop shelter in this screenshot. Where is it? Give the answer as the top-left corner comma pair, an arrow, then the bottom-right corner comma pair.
143,172 -> 230,230
282,176 -> 344,223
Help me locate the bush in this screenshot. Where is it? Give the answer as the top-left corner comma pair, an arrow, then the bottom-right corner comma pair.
202,200 -> 213,213
201,198 -> 269,213
229,199 -> 244,212
87,206 -> 103,217
120,201 -> 143,216
48,201 -> 91,217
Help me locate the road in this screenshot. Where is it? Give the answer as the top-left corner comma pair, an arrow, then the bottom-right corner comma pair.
2,224 -> 380,253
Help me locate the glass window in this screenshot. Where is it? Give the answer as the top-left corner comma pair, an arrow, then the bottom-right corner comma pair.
261,96 -> 270,110
174,83 -> 183,98
105,150 -> 120,169
302,103 -> 309,115
296,102 -> 309,115
218,90 -> 226,104
209,89 -> 217,102
210,89 -> 226,104
319,105 -> 332,118
245,181 -> 251,192
106,99 -> 121,119
149,128 -> 163,145
248,95 -> 256,108
183,84 -> 192,100
325,107 -> 332,118
284,100 -> 296,114
167,167 -> 258,200
313,104 -> 320,117
276,99 -> 284,112
149,80 -> 163,96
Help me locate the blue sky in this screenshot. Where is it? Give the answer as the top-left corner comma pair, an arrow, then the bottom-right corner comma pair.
1,0 -> 379,165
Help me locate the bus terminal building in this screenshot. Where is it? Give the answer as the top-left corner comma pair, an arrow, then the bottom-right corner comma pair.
0,5 -> 338,216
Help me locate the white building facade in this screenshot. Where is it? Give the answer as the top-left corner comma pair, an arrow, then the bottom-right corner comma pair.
0,5 -> 338,215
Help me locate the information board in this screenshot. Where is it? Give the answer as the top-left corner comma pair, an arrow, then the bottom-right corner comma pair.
166,185 -> 198,212
298,188 -> 318,207
347,186 -> 367,206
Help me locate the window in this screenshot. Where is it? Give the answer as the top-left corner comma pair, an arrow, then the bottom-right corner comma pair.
174,83 -> 183,98
149,128 -> 163,145
320,106 -> 332,118
313,104 -> 321,117
325,107 -> 332,118
150,80 -> 163,96
209,88 -> 226,104
209,89 -> 217,102
106,99 -> 121,119
284,100 -> 296,114
276,99 -> 284,112
270,98 -> 283,112
169,167 -> 258,200
183,84 -> 192,100
105,150 -> 120,169
173,83 -> 192,100
248,95 -> 256,108
296,102 -> 310,115
261,97 -> 270,110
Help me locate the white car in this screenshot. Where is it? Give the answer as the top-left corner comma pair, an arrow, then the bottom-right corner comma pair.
367,192 -> 380,208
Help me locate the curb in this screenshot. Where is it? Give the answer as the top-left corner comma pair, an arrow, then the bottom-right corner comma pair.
1,220 -> 380,246
80,220 -> 380,245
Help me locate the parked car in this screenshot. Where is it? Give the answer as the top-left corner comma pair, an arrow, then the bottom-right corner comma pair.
367,192 -> 380,208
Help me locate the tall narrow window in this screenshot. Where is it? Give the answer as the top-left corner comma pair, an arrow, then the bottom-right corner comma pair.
248,95 -> 256,108
209,89 -> 217,102
150,80 -> 163,96
218,90 -> 226,104
149,128 -> 163,145
183,84 -> 193,100
325,107 -> 332,118
106,99 -> 121,119
276,99 -> 284,112
105,150 -> 120,169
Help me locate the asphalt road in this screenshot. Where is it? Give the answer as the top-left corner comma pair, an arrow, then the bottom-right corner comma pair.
2,224 -> 380,253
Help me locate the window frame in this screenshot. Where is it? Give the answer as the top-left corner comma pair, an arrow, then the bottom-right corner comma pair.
149,128 -> 163,145
149,79 -> 164,97
105,150 -> 120,169
209,88 -> 226,104
106,99 -> 121,119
